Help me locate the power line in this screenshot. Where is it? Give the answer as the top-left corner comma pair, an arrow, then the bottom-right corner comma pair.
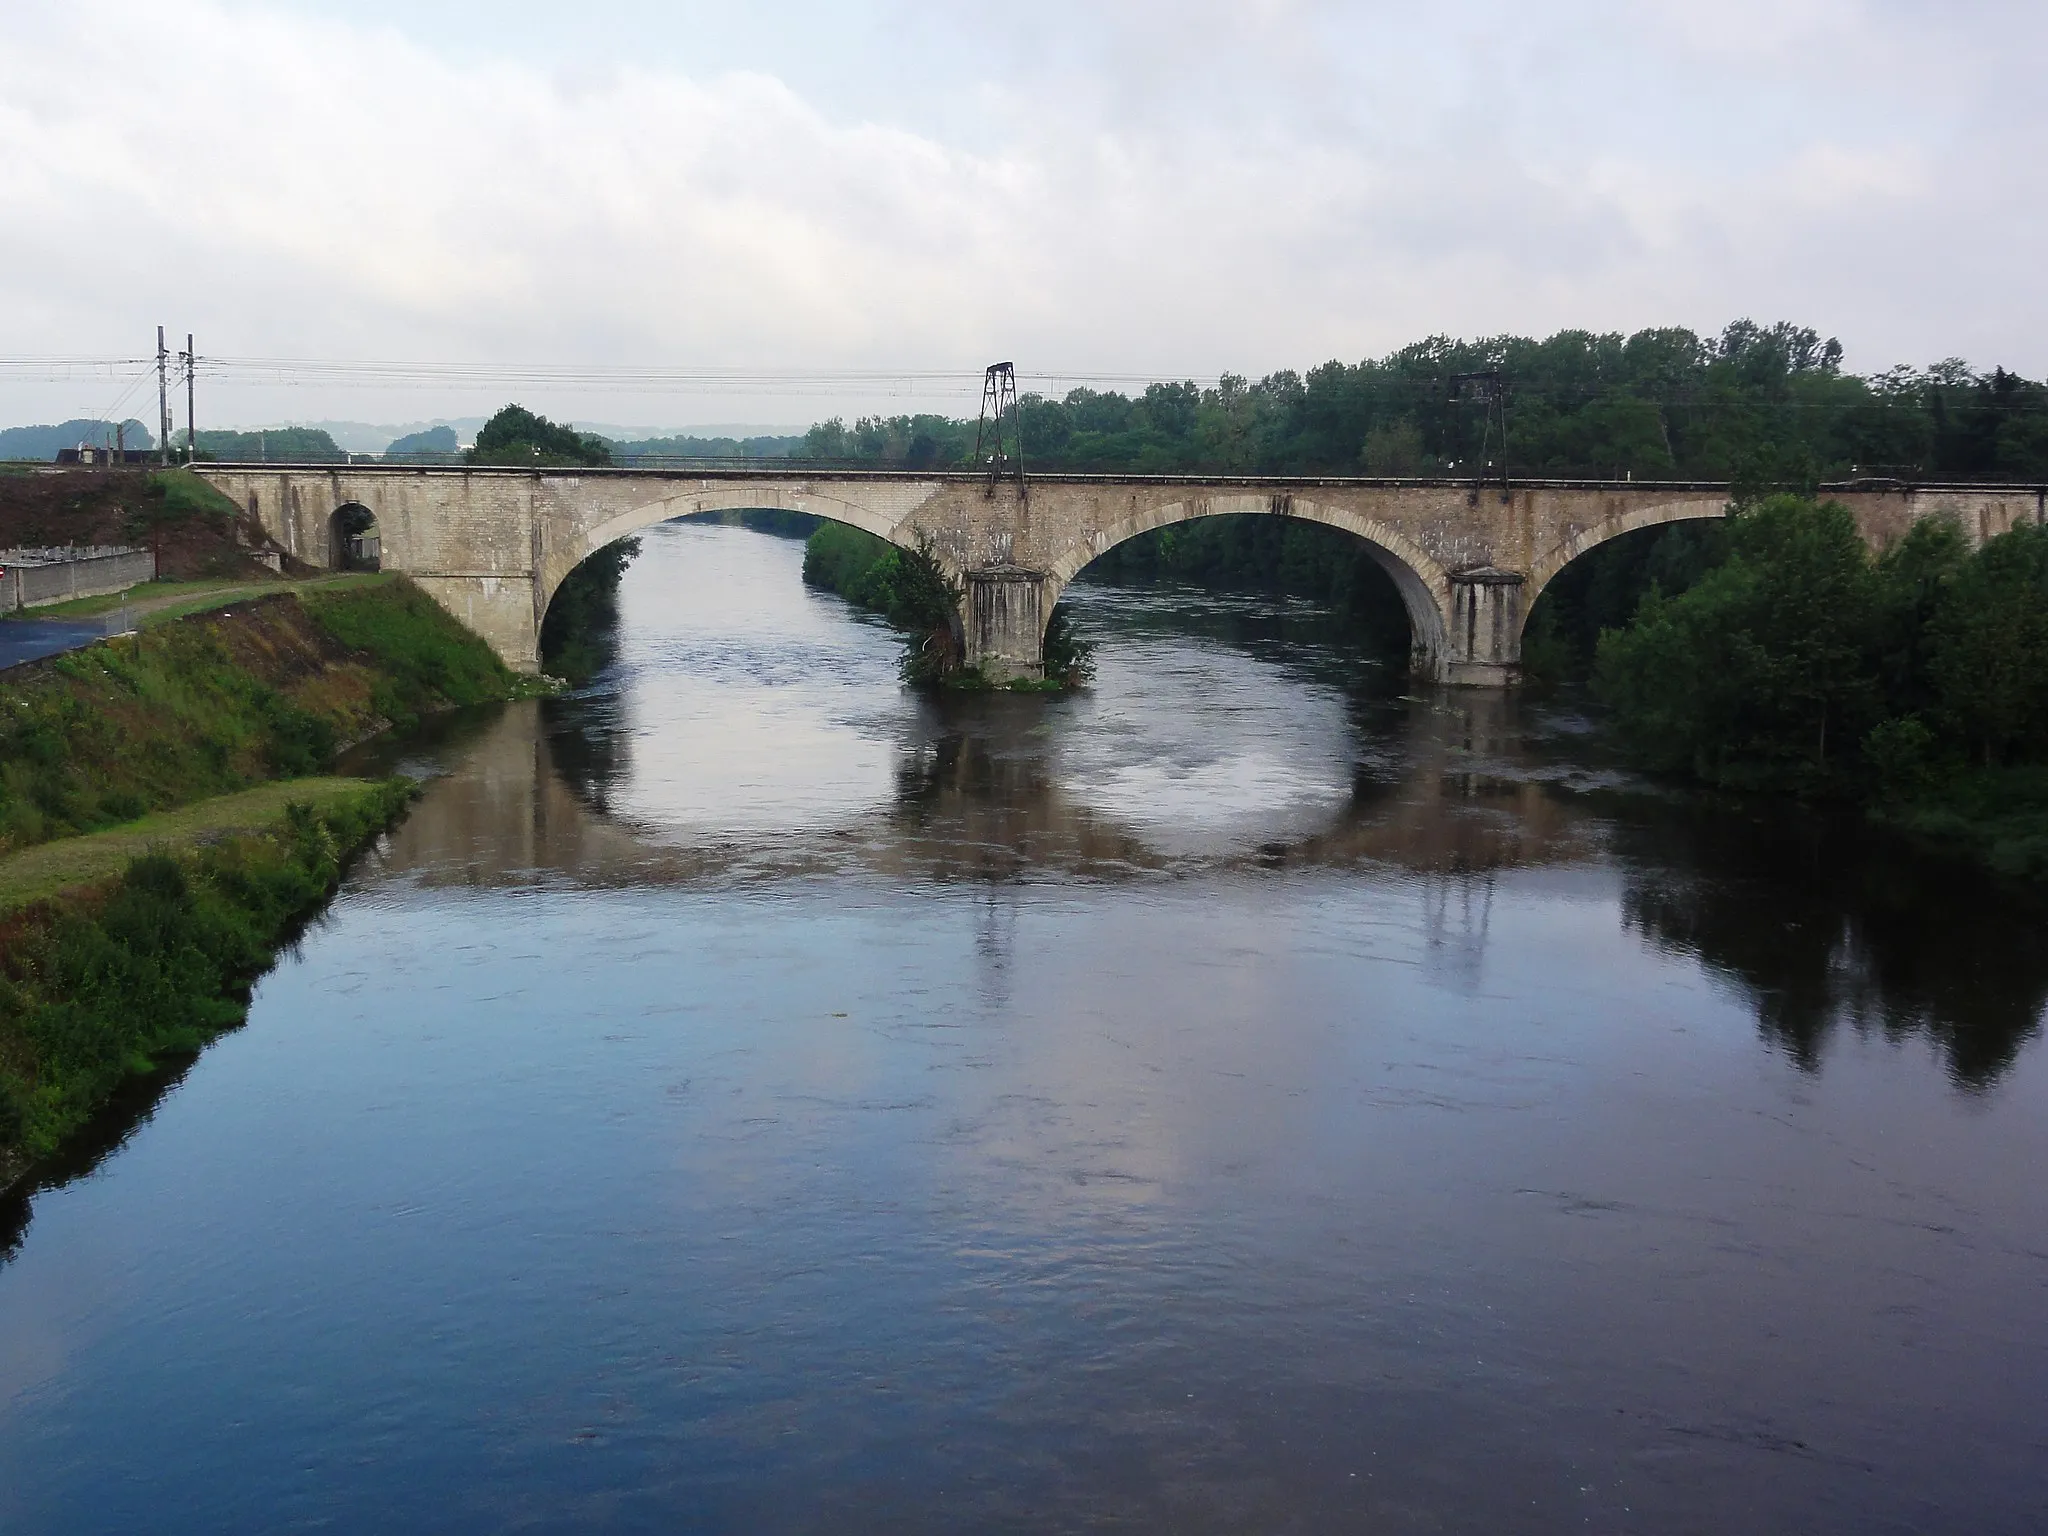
7,351 -> 2048,413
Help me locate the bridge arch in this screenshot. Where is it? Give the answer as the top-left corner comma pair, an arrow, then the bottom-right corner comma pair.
1046,494 -> 1452,669
541,485 -> 917,625
1519,494 -> 1732,646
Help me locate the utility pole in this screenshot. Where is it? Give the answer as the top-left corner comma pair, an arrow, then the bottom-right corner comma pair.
156,326 -> 171,464
1447,367 -> 1510,504
973,362 -> 1025,497
184,334 -> 196,462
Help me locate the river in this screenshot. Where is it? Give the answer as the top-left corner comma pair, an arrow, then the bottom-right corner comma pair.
2,519 -> 2044,1533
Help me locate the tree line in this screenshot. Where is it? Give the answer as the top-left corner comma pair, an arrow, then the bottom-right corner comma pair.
798,321 -> 2048,485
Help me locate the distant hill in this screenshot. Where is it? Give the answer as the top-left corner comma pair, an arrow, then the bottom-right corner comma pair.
607,433 -> 803,461
0,418 -> 154,460
384,425 -> 460,461
194,427 -> 347,463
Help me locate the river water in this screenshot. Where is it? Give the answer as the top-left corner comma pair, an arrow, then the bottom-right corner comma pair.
3,520 -> 2045,1533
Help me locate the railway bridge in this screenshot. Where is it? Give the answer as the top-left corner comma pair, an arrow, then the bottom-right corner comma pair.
195,464 -> 2047,684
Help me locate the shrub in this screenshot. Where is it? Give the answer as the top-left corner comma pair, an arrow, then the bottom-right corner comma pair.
0,782 -> 413,1169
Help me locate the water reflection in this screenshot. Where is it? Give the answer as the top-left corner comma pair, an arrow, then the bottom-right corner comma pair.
1614,803 -> 2048,1085
8,520 -> 2048,1534
344,515 -> 2048,1091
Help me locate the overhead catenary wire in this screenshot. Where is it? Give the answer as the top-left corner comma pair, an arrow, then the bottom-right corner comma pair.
6,352 -> 2048,412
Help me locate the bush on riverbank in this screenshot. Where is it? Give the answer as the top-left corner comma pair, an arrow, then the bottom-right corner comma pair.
1593,497 -> 2048,871
0,780 -> 415,1186
0,581 -> 528,857
803,524 -> 964,683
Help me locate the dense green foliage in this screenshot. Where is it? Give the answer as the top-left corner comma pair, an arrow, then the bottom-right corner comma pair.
382,426 -> 460,461
675,508 -> 822,539
1039,606 -> 1097,688
467,405 -> 611,468
540,537 -> 641,683
0,582 -> 523,856
1521,523 -> 1728,680
607,433 -> 804,461
0,419 -> 153,460
0,781 -> 414,1174
193,426 -> 346,463
798,323 -> 2048,483
1595,501 -> 2048,876
1085,517 -> 1412,658
801,524 -> 970,683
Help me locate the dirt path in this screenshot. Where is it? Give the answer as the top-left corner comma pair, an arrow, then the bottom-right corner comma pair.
0,778 -> 383,909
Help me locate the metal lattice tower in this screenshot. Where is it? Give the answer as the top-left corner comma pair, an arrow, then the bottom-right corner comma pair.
974,362 -> 1025,496
1447,368 -> 1510,503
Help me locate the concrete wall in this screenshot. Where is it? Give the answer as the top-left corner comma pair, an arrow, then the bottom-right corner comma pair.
1,547 -> 155,611
194,465 -> 2047,685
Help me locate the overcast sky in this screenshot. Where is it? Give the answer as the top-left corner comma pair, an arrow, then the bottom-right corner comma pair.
4,0 -> 2043,432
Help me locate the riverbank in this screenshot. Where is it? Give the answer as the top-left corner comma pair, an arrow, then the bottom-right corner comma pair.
0,578 -> 544,857
0,579 -> 546,1186
0,777 -> 415,1192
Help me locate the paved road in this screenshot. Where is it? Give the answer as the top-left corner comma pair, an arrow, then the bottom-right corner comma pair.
0,618 -> 123,671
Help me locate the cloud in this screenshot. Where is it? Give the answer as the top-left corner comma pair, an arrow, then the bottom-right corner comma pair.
1,0 -> 2043,427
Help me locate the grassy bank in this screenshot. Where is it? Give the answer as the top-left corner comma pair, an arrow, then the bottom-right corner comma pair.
1878,767 -> 2048,882
8,571 -> 383,628
0,779 -> 415,1189
0,579 -> 543,1186
0,578 -> 539,857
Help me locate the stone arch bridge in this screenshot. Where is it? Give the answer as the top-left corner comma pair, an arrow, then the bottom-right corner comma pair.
196,465 -> 2046,684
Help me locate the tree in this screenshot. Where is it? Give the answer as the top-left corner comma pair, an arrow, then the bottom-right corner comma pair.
1595,497 -> 1878,788
1927,523 -> 2048,765
467,405 -> 611,468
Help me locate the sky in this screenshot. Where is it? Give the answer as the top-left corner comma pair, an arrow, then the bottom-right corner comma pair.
3,0 -> 2044,435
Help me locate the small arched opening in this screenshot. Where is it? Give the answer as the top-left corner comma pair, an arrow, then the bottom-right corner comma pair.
330,503 -> 380,571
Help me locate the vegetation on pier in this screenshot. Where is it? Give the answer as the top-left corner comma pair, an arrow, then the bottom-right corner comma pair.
803,524 -> 962,682
802,522 -> 1095,687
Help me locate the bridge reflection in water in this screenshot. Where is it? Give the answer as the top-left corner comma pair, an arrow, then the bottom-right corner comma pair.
6,526 -> 2048,1536
348,677 -> 2043,1091
358,690 -> 1598,890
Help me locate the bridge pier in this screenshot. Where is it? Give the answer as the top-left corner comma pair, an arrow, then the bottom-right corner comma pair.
964,566 -> 1047,682
1442,567 -> 1525,687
